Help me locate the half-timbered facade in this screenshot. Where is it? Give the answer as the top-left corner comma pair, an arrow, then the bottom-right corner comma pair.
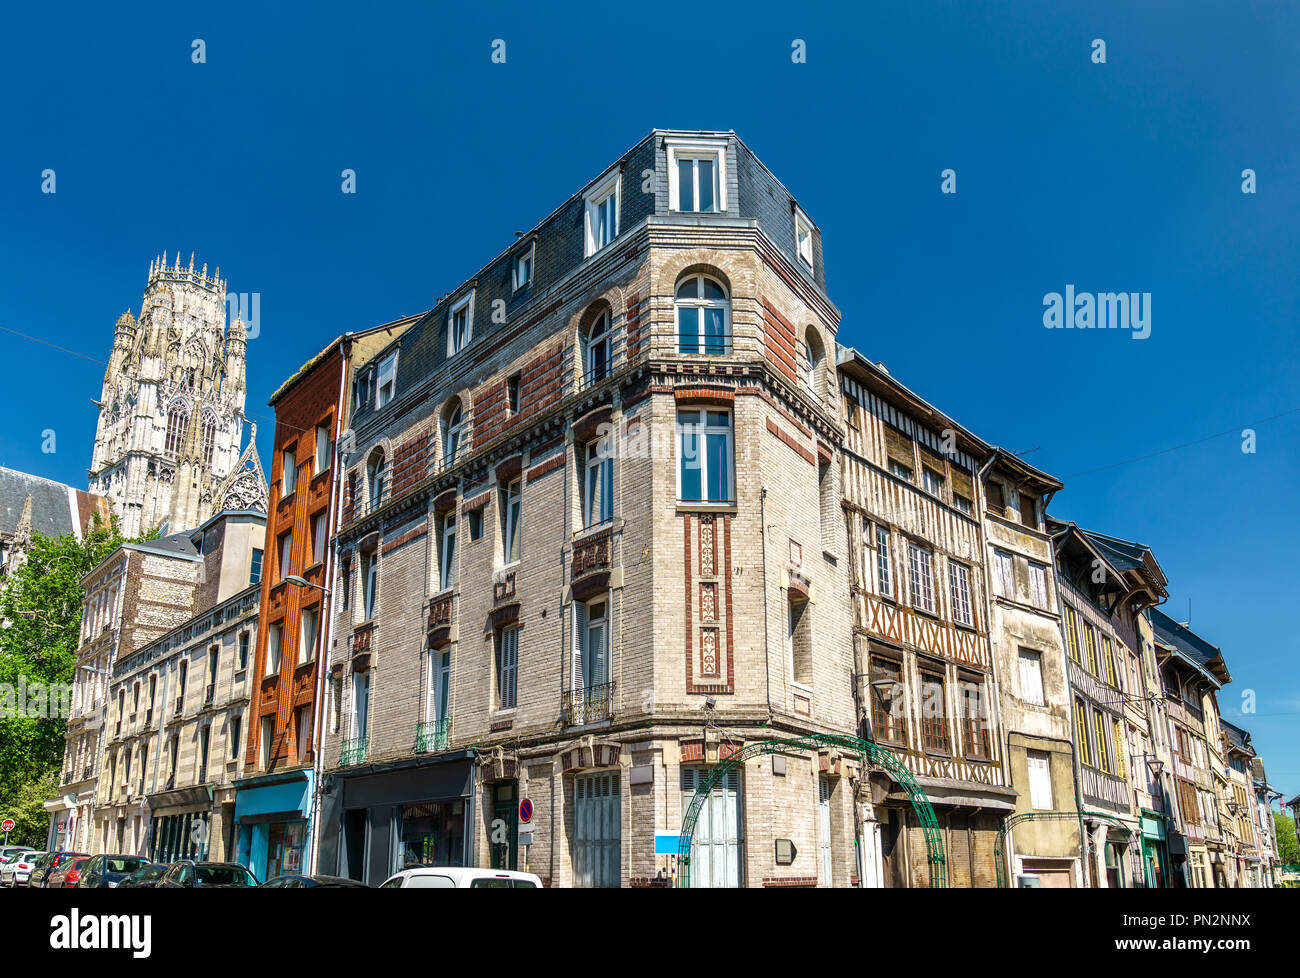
837,350 -> 1015,887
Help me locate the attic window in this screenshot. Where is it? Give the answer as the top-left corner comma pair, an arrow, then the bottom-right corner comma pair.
375,351 -> 398,409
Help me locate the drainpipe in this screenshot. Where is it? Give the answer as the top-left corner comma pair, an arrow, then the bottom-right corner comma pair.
307,336 -> 352,875
760,486 -> 772,717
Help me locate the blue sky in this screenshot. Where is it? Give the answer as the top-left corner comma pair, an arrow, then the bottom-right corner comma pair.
1,2 -> 1296,798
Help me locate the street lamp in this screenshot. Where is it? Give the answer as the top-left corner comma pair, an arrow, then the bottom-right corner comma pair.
284,575 -> 329,594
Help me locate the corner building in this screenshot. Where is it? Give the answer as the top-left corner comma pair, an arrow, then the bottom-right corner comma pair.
317,130 -> 858,887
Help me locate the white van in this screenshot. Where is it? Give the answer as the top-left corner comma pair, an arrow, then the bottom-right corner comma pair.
380,867 -> 543,888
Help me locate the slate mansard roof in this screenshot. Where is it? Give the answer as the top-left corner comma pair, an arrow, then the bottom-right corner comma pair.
348,129 -> 833,436
0,466 -> 109,542
1150,607 -> 1231,685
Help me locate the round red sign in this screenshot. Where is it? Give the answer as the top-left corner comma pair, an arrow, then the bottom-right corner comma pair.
1,818 -> 13,833
519,799 -> 533,823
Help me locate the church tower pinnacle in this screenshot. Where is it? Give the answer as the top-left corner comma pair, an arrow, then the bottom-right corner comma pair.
88,255 -> 267,536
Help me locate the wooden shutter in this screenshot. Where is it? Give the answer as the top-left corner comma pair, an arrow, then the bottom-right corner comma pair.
572,602 -> 587,694
985,479 -> 1004,512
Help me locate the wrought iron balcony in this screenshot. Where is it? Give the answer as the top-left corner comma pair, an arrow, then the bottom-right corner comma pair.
413,718 -> 451,754
564,681 -> 615,726
339,736 -> 368,767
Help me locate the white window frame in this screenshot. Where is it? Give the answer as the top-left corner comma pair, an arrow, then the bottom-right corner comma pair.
312,511 -> 327,565
584,310 -> 612,384
922,467 -> 944,498
315,423 -> 331,474
667,139 -> 728,213
361,550 -> 378,621
282,448 -> 297,497
876,525 -> 893,598
375,351 -> 398,409
794,205 -> 814,271
949,561 -> 972,626
512,241 -> 534,291
574,596 -> 610,691
676,409 -> 734,504
501,477 -> 522,565
443,403 -> 465,467
674,274 -> 731,355
299,606 -> 318,665
446,292 -> 474,358
1019,649 -> 1045,706
439,513 -> 456,592
267,622 -> 282,675
583,169 -> 621,257
583,438 -> 613,528
908,542 -> 935,613
427,646 -> 451,724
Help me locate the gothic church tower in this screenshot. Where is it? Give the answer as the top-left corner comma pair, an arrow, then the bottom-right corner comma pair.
89,254 -> 267,537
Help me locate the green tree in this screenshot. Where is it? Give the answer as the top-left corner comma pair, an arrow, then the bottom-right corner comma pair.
1275,811 -> 1299,864
0,514 -> 135,830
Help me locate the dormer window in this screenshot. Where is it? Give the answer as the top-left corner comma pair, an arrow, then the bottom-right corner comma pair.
584,170 -> 620,257
667,139 -> 727,213
794,206 -> 814,271
513,244 -> 534,291
447,292 -> 474,358
375,351 -> 398,409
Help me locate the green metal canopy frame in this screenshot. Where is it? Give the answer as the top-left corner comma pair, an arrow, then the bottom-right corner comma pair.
993,809 -> 1131,887
677,733 -> 947,888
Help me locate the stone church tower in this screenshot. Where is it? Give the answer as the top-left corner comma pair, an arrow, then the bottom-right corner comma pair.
88,253 -> 268,537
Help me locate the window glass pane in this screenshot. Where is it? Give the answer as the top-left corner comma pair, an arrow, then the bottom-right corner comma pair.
703,307 -> 726,353
678,158 -> 695,210
697,158 -> 714,211
679,427 -> 702,501
703,277 -> 725,300
678,307 -> 698,353
705,431 -> 729,502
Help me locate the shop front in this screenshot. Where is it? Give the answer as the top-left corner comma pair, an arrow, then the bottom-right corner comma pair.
1139,810 -> 1169,888
232,768 -> 314,883
318,750 -> 475,888
146,786 -> 216,863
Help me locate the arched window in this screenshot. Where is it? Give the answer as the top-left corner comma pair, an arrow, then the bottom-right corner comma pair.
200,412 -> 218,467
164,404 -> 189,459
442,400 -> 466,469
581,310 -> 612,387
366,448 -> 385,511
804,327 -> 826,397
675,274 -> 729,355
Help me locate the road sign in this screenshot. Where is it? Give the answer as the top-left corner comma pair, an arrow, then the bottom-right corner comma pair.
1,818 -> 13,833
519,798 -> 533,823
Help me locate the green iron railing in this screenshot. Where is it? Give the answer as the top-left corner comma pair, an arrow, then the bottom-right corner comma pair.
414,718 -> 451,753
677,733 -> 947,888
339,736 -> 368,766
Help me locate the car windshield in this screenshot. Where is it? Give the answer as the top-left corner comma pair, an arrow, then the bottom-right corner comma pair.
195,865 -> 256,886
105,857 -> 148,874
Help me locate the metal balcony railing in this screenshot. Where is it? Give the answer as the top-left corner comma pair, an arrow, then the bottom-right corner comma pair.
339,736 -> 368,766
564,681 -> 615,726
413,718 -> 451,754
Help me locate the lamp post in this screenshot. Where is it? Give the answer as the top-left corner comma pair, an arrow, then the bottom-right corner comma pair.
282,573 -> 330,877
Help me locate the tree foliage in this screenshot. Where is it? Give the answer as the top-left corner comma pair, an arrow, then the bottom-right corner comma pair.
0,514 -> 136,831
1275,811 -> 1300,864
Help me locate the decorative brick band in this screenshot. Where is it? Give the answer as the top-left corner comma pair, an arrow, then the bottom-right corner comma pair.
527,453 -> 565,483
381,525 -> 426,556
761,876 -> 818,888
674,385 -> 735,405
461,490 -> 490,514
766,418 -> 816,465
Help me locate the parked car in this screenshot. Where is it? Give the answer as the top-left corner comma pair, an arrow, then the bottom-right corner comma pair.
260,874 -> 369,888
0,846 -> 36,862
1,851 -> 45,887
29,851 -> 85,888
379,867 -> 543,888
115,862 -> 169,889
46,855 -> 91,889
155,861 -> 259,888
76,854 -> 154,889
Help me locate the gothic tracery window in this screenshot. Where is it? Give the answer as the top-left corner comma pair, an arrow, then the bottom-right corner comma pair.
201,412 -> 218,467
165,404 -> 189,459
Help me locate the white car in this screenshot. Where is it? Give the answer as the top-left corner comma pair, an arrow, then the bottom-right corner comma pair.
1,851 -> 45,887
380,867 -> 543,888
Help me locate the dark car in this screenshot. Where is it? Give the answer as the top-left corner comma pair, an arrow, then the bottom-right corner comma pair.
30,851 -> 86,888
45,855 -> 91,889
115,862 -> 169,889
259,874 -> 369,888
77,854 -> 154,889
156,860 -> 259,888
